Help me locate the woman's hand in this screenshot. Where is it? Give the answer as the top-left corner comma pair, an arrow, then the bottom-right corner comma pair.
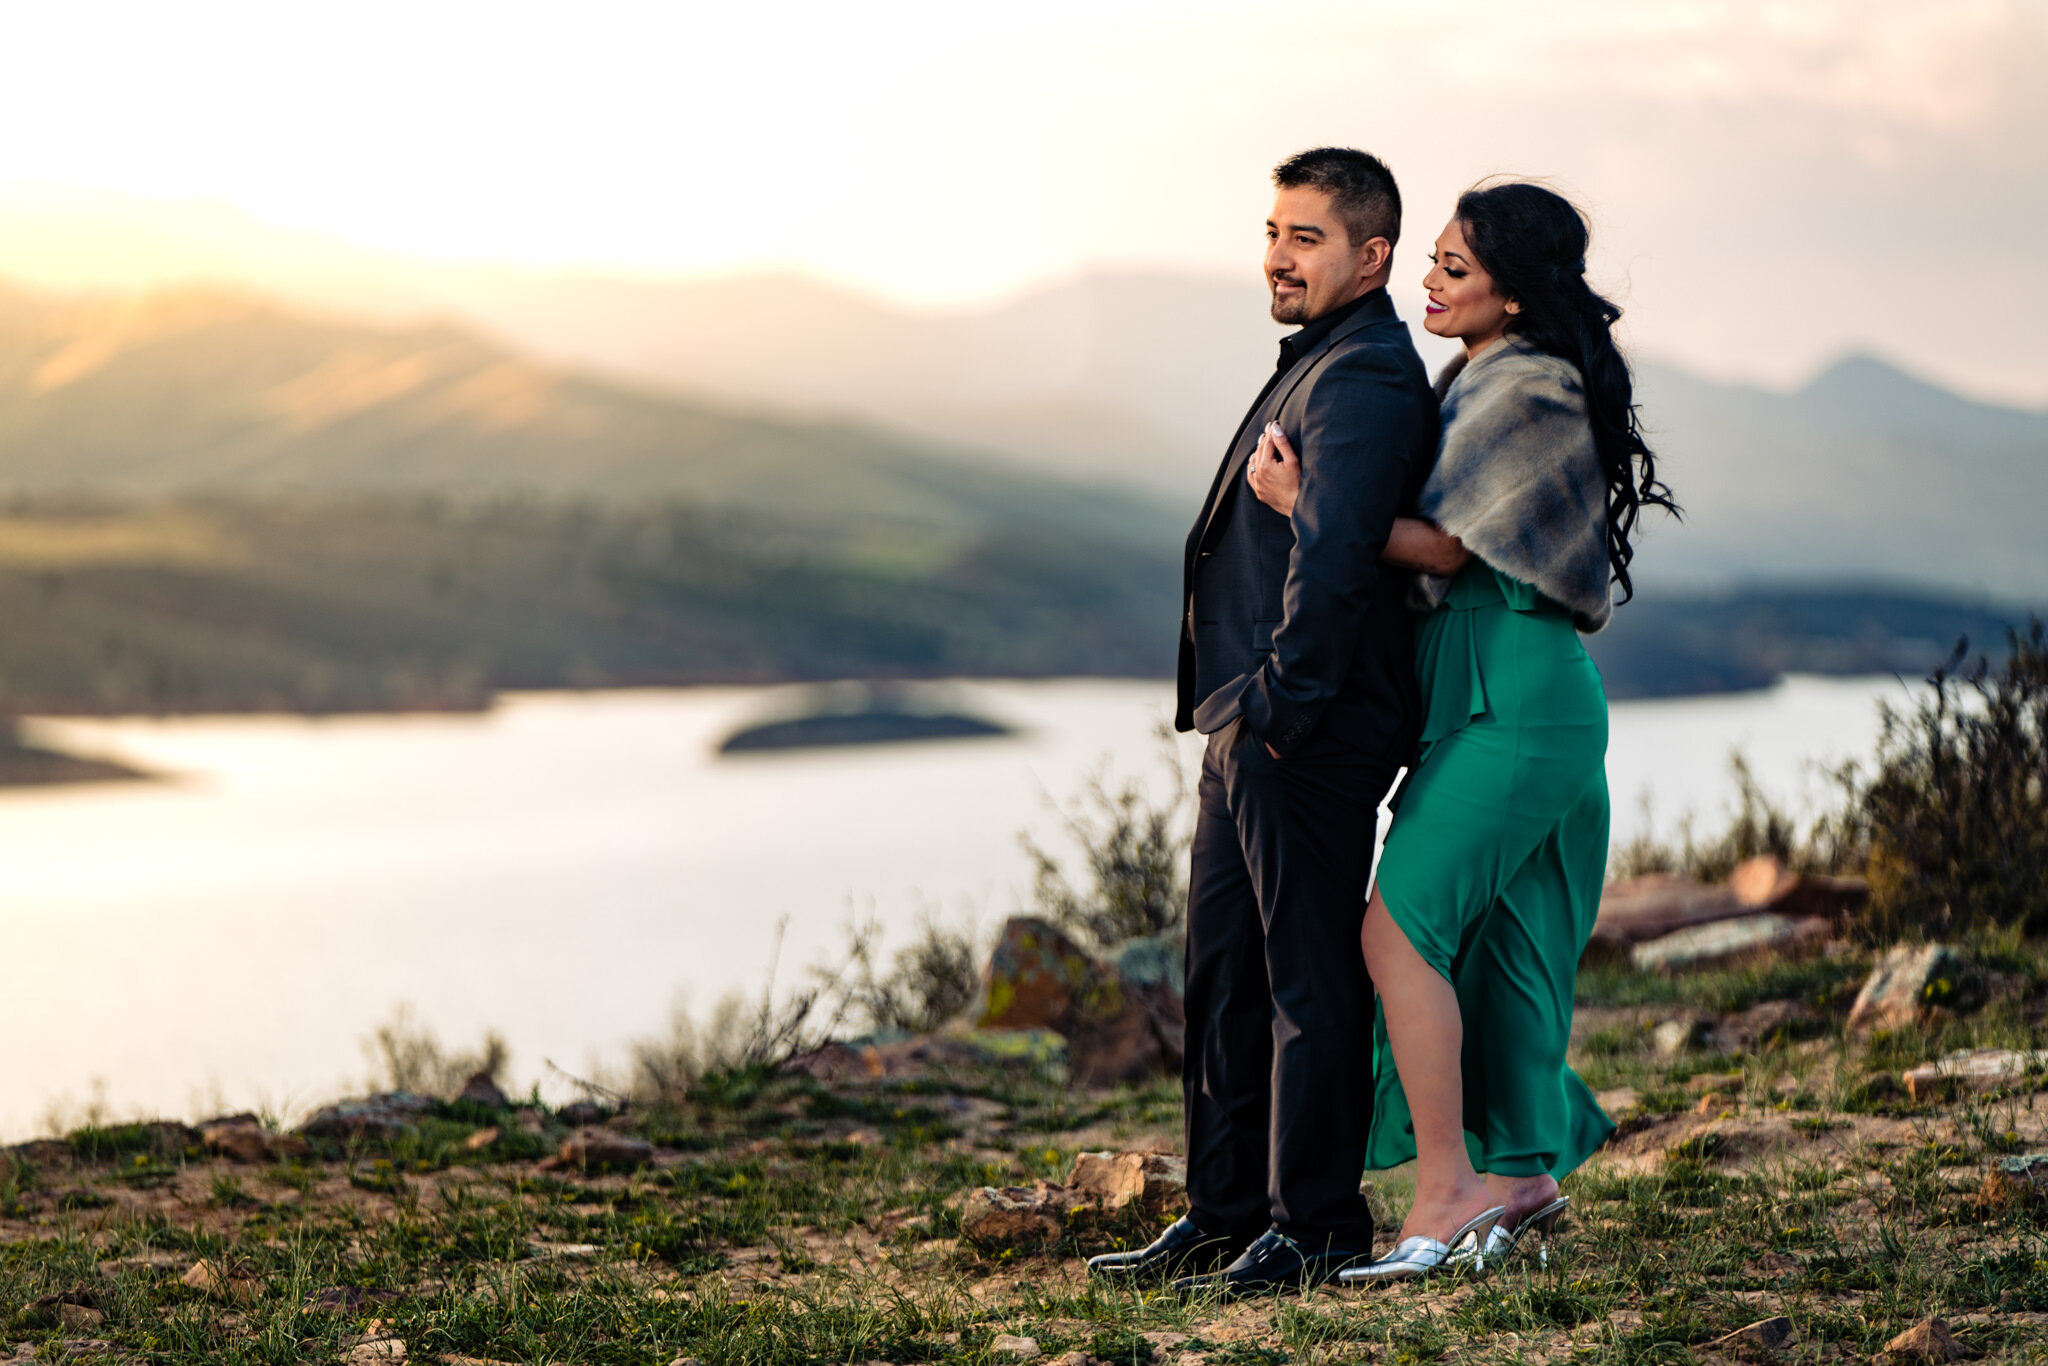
1247,423 -> 1469,576
1247,422 -> 1300,518
1385,517 -> 1471,575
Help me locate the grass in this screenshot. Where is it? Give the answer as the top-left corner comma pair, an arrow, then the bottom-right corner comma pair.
12,956 -> 2048,1365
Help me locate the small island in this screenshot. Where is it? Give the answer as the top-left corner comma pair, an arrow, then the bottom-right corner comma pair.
717,683 -> 1013,754
0,721 -> 149,787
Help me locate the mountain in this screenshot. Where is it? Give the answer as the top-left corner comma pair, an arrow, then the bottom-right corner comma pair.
0,283 -> 1187,542
376,269 -> 2047,599
1630,357 -> 2048,594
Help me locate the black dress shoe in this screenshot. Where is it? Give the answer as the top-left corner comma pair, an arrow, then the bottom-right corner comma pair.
1086,1216 -> 1254,1280
1171,1228 -> 1375,1298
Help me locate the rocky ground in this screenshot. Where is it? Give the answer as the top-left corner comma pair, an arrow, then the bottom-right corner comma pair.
9,875 -> 2048,1364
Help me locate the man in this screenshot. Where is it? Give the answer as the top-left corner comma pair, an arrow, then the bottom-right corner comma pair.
1088,148 -> 1438,1295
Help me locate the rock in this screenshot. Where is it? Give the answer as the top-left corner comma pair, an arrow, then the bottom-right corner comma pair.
557,1100 -> 611,1126
1595,1087 -> 1642,1120
1065,1151 -> 1186,1218
1726,856 -> 1869,922
1903,1049 -> 2048,1102
1719,999 -> 1820,1051
5,1138 -> 75,1167
1592,861 -> 1866,965
462,1127 -> 500,1152
1590,874 -> 1748,958
960,1186 -> 1063,1249
1849,944 -> 1979,1034
1142,1332 -> 1190,1350
24,1297 -> 103,1333
990,1335 -> 1041,1359
1981,1154 -> 2048,1208
784,1029 -> 1068,1084
558,1128 -> 652,1171
200,1115 -> 309,1163
97,1252 -> 184,1277
1654,1016 -> 1716,1059
297,1092 -> 435,1141
514,1107 -> 547,1135
529,1241 -> 602,1257
455,1072 -> 510,1109
181,1258 -> 261,1302
1883,1317 -> 1971,1361
1686,1072 -> 1745,1096
1631,914 -> 1830,973
1069,1151 -> 1147,1206
1047,1354 -> 1106,1366
978,917 -> 1185,1085
305,1285 -> 402,1312
343,1339 -> 407,1366
1708,1315 -> 1795,1357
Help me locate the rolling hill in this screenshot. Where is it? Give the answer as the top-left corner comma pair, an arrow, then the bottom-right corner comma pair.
0,283 -> 1186,542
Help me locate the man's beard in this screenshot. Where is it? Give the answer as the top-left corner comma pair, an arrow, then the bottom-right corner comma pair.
1269,282 -> 1309,325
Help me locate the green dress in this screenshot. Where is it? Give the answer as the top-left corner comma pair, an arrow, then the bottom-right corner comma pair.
1365,560 -> 1616,1178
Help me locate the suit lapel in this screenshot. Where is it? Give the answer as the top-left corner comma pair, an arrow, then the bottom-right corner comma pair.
1191,301 -> 1391,556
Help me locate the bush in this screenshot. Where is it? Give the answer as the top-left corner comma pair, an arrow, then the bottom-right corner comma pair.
1611,619 -> 2048,946
1845,619 -> 2048,941
840,912 -> 983,1036
1609,753 -> 1841,884
1022,730 -> 1192,949
364,1004 -> 508,1096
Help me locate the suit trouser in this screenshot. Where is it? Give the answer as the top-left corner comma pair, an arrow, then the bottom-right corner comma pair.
1183,718 -> 1399,1244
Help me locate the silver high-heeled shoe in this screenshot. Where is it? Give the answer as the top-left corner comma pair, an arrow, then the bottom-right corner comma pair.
1453,1196 -> 1570,1273
1336,1204 -> 1505,1285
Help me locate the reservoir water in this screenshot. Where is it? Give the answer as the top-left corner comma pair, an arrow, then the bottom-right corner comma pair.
3,674 -> 1916,1139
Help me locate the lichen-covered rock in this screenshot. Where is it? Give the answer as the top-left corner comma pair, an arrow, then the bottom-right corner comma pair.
960,1186 -> 1063,1249
1849,943 -> 1979,1034
978,918 -> 1185,1085
980,918 -> 1099,1032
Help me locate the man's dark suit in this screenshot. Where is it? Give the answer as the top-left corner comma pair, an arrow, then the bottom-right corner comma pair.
1174,286 -> 1438,1245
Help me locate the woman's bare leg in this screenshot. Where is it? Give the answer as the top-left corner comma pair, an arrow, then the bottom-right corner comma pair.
1361,891 -> 1495,1243
1484,1172 -> 1559,1232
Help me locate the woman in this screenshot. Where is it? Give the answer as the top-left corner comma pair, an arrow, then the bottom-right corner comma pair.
1245,180 -> 1674,1280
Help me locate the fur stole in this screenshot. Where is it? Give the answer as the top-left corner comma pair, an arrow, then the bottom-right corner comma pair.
1411,337 -> 1612,633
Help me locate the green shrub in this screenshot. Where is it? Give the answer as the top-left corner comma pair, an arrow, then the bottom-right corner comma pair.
1022,730 -> 1191,949
1845,620 -> 2048,941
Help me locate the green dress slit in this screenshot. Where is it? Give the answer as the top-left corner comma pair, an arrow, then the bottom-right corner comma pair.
1366,560 -> 1617,1179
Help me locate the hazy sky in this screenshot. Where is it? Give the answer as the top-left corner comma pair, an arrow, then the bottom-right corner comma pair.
1,0 -> 2043,401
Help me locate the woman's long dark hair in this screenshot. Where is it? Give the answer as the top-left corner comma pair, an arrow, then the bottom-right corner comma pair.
1456,181 -> 1677,605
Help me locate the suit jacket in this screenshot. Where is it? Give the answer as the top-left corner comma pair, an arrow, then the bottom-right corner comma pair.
1174,288 -> 1439,760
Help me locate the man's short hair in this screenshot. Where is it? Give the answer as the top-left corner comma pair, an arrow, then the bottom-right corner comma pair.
1272,147 -> 1402,249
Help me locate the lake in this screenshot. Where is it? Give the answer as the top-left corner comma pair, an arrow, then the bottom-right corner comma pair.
2,674 -> 1917,1139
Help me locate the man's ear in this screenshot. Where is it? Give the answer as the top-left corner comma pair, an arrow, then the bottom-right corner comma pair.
1357,236 -> 1394,282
